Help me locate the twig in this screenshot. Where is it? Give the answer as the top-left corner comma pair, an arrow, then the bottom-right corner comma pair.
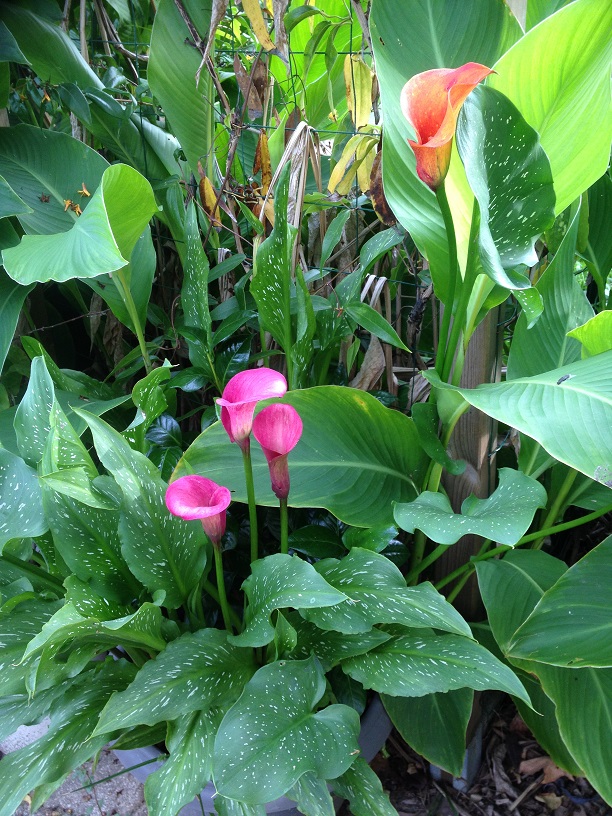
509,775 -> 543,812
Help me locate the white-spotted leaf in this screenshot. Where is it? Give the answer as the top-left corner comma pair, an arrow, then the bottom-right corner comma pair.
229,554 -> 348,648
94,628 -> 256,735
394,468 -> 547,546
213,657 -> 360,804
302,548 -> 471,637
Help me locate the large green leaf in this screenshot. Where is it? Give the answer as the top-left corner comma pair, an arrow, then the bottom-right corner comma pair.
456,85 -> 555,291
175,386 -> 428,527
507,201 -> 593,378
0,125 -> 108,236
370,0 -> 521,300
144,708 -> 222,816
395,468 -> 546,546
213,657 -> 360,804
3,163 -> 157,284
302,548 -> 471,637
536,665 -> 612,806
0,661 -> 134,816
94,628 -> 256,735
509,536 -> 612,667
0,173 -> 32,218
426,352 -> 612,486
489,0 -> 612,215
476,549 -> 567,654
148,0 -> 213,177
476,549 -> 584,776
75,411 -> 208,609
0,448 -> 47,549
230,554 -> 347,648
382,689 -> 473,777
342,632 -> 531,703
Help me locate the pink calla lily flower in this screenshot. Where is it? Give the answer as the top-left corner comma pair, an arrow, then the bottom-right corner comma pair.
217,368 -> 287,450
166,475 -> 231,546
252,404 -> 303,500
400,63 -> 493,190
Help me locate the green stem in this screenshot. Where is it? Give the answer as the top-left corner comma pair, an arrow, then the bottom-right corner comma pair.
434,183 -> 458,378
213,545 -> 233,633
405,542 -> 448,585
446,569 -> 474,605
280,497 -> 289,555
241,442 -> 259,563
203,579 -> 242,630
435,501 -> 612,594
531,469 -> 579,550
441,204 -> 481,384
113,268 -> 152,374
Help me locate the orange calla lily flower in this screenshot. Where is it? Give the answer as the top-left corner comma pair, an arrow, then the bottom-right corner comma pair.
401,63 -> 493,190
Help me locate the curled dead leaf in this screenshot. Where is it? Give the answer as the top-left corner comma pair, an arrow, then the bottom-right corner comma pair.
370,150 -> 397,226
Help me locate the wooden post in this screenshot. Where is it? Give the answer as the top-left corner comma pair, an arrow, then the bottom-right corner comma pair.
434,309 -> 502,617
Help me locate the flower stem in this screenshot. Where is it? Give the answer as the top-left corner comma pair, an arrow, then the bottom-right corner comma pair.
434,183 -> 458,378
280,497 -> 289,555
213,545 -> 233,633
241,442 -> 259,563
203,580 -> 242,630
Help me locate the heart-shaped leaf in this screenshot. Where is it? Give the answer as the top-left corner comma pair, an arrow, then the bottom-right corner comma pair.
343,632 -> 531,704
394,468 -> 547,546
302,548 -> 471,637
175,386 -> 427,528
229,554 -> 347,648
213,656 -> 360,804
3,163 -> 157,284
456,85 -> 556,290
94,628 -> 256,735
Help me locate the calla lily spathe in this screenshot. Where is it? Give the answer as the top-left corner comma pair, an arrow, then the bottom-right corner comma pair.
252,403 -> 303,500
165,475 -> 231,546
217,368 -> 287,450
401,62 -> 493,190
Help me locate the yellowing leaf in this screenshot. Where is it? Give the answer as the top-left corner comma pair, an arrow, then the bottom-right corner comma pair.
242,0 -> 276,51
344,54 -> 373,131
198,176 -> 221,227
